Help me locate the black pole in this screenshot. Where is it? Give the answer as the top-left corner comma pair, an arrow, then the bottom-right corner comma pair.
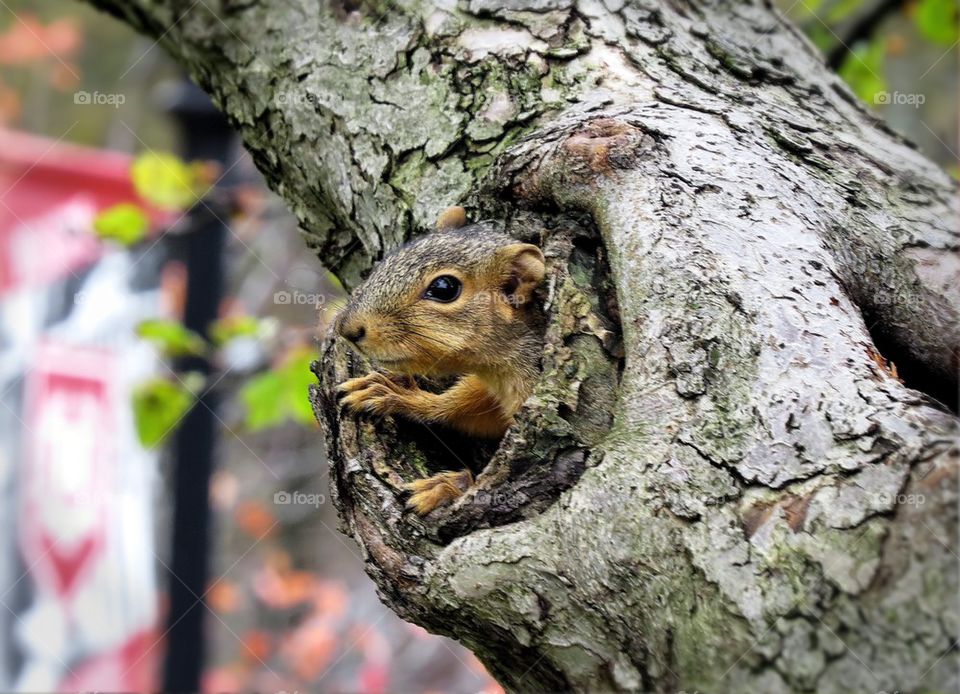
825,0 -> 904,70
159,80 -> 234,693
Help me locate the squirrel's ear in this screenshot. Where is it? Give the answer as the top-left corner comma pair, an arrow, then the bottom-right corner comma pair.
435,205 -> 467,231
498,243 -> 545,305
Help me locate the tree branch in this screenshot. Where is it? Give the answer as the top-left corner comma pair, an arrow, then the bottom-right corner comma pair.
80,0 -> 960,690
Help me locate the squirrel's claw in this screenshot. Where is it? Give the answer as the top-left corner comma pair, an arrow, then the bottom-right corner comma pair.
337,372 -> 414,416
339,384 -> 399,416
337,371 -> 416,394
403,470 -> 473,515
337,371 -> 396,394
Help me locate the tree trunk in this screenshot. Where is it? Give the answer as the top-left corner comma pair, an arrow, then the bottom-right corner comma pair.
85,0 -> 959,690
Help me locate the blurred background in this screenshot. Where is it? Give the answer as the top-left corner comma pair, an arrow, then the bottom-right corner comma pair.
0,0 -> 954,691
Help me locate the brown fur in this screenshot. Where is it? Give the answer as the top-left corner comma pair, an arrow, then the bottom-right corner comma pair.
334,208 -> 545,514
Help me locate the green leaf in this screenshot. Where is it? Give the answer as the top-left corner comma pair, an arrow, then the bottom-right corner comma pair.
131,152 -> 205,211
137,319 -> 207,357
839,38 -> 887,105
133,378 -> 195,447
240,371 -> 287,431
325,270 -> 345,293
93,203 -> 148,246
825,0 -> 862,23
281,348 -> 318,425
239,346 -> 318,431
795,0 -> 825,17
915,0 -> 960,45
808,25 -> 834,52
210,315 -> 262,346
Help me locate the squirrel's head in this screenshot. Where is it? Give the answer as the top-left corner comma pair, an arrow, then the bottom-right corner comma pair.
334,218 -> 545,377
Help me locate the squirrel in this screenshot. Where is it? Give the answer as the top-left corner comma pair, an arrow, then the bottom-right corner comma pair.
334,206 -> 546,515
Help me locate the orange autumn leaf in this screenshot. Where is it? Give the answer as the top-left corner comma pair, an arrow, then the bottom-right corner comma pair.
0,16 -> 81,65
206,580 -> 241,614
0,18 -> 46,64
886,33 -> 908,57
311,580 -> 348,619
232,185 -> 267,221
191,160 -> 222,187
252,563 -> 316,609
233,500 -> 276,539
41,19 -> 83,56
240,629 -> 273,663
280,618 -> 336,681
0,83 -> 21,124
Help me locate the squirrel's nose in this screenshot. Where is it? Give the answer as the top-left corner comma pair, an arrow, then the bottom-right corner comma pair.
339,320 -> 366,344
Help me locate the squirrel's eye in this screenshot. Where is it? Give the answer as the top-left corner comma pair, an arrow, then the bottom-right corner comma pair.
423,275 -> 462,303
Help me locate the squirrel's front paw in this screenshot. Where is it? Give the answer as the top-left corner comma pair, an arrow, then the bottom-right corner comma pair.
337,372 -> 414,417
404,470 -> 473,515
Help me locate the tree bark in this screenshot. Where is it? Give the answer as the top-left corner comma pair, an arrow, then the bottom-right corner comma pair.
84,0 -> 959,691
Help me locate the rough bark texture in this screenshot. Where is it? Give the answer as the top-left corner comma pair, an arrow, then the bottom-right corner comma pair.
84,0 -> 959,691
